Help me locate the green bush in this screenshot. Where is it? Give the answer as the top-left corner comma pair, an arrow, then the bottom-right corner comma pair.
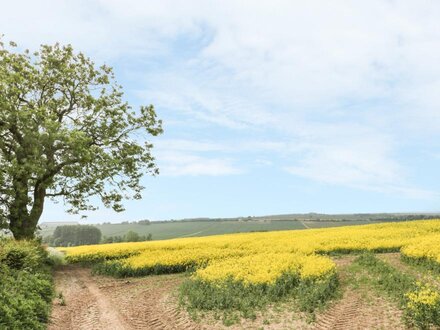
0,239 -> 47,271
0,239 -> 54,329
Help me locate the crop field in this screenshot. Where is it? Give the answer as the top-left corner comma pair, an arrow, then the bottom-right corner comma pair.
40,220 -> 307,240
58,220 -> 440,328
39,218 -> 410,241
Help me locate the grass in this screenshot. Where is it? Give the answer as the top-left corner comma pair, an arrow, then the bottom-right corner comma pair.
179,272 -> 338,325
402,254 -> 440,274
348,253 -> 440,329
352,253 -> 416,301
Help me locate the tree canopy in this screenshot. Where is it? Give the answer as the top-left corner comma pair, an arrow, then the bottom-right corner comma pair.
0,40 -> 163,239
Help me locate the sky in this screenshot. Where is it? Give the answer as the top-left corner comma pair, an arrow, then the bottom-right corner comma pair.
2,0 -> 440,223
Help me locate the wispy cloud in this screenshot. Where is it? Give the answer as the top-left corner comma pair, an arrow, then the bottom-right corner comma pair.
158,151 -> 242,176
2,0 -> 440,202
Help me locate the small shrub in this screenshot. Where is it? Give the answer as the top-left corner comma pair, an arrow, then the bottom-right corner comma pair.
0,239 -> 47,271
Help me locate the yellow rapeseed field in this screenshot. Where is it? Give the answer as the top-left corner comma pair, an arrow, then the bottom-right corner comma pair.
401,233 -> 440,263
60,220 -> 440,286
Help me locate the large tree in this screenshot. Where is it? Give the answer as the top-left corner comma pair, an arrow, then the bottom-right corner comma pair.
0,40 -> 163,239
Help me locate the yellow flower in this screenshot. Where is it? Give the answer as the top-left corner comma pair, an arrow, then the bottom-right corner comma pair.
60,219 -> 440,289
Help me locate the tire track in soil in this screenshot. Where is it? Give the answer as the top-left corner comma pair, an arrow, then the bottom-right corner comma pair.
313,254 -> 406,330
49,255 -> 407,330
315,288 -> 407,330
108,276 -> 201,330
49,265 -> 203,330
49,266 -> 130,330
314,291 -> 366,330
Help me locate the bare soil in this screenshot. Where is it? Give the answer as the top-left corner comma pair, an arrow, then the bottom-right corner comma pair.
313,288 -> 405,330
49,265 -> 199,330
49,255 -> 409,330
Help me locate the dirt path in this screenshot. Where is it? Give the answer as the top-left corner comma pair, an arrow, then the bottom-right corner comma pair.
49,265 -> 201,330
313,254 -> 405,330
313,289 -> 405,330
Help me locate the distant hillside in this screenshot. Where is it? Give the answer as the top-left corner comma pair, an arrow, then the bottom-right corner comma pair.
40,221 -> 79,228
37,212 -> 440,242
155,212 -> 440,223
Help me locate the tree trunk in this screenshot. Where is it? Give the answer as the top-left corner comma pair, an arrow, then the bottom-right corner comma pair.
9,215 -> 39,240
8,180 -> 46,240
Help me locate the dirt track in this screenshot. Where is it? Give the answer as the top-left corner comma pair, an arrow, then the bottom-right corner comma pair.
49,258 -> 407,330
49,265 -> 200,330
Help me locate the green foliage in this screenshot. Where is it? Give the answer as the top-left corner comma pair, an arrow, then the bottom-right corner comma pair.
46,251 -> 66,267
0,39 -> 162,239
100,232 -> 152,244
402,254 -> 440,273
294,275 -> 339,313
93,259 -> 192,278
405,283 -> 440,329
137,219 -> 151,225
354,253 -> 415,301
179,273 -> 337,324
124,230 -> 140,242
0,239 -> 53,329
65,250 -> 138,264
51,224 -> 102,246
40,218 -> 419,243
0,238 -> 47,270
353,253 -> 440,329
39,220 -> 310,242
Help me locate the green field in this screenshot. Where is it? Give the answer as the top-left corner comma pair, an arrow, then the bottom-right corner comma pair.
39,220 -> 306,240
37,212 -> 440,241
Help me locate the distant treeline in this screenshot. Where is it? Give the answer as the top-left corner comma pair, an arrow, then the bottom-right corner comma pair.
45,225 -> 101,247
373,214 -> 440,222
43,225 -> 153,247
93,214 -> 440,225
100,219 -> 151,225
101,231 -> 152,244
136,214 -> 440,224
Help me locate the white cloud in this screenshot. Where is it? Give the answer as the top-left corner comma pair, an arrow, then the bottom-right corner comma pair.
2,0 -> 440,198
158,151 -> 242,176
153,139 -> 243,176
155,139 -> 226,153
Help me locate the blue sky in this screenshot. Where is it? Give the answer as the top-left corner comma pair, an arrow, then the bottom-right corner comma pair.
2,1 -> 440,222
